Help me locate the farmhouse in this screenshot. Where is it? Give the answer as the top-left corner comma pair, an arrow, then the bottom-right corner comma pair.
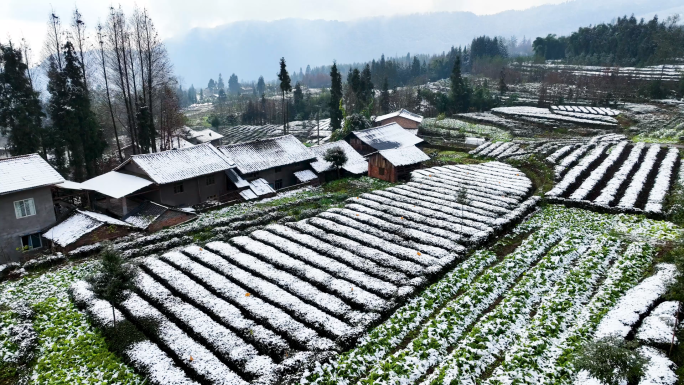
218,135 -> 316,190
113,143 -> 237,208
344,122 -> 424,155
309,140 -> 368,181
368,145 -> 431,182
0,154 -> 65,263
43,210 -> 132,253
373,109 -> 424,134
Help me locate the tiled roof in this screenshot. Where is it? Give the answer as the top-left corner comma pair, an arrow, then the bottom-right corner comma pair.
0,154 -> 65,195
294,169 -> 318,183
43,210 -> 130,247
310,140 -> 368,175
123,201 -> 169,229
185,128 -> 224,144
378,145 -> 430,167
115,143 -> 235,184
218,135 -> 315,174
349,122 -> 423,151
374,109 -> 424,124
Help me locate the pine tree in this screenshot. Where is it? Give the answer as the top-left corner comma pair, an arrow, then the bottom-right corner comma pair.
329,62 -> 343,132
499,67 -> 508,95
0,43 -> 44,156
217,73 -> 224,90
293,82 -> 304,117
380,77 -> 390,114
257,76 -> 266,96
207,78 -> 216,91
228,73 -> 240,95
323,146 -> 348,179
359,64 -> 374,108
136,96 -> 153,153
277,57 -> 292,134
187,85 -> 197,104
450,56 -> 471,113
47,41 -> 106,180
86,244 -> 138,325
199,88 -> 203,101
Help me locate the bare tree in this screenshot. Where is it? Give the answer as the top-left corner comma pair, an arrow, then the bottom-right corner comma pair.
70,7 -> 90,94
97,23 -> 123,162
43,10 -> 64,70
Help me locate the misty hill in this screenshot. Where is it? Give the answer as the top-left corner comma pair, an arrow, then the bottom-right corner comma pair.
165,0 -> 684,86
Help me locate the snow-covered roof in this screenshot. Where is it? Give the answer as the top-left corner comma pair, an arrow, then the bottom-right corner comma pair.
310,140 -> 368,175
348,122 -> 424,151
81,171 -> 154,199
115,143 -> 235,184
55,181 -> 85,190
239,189 -> 258,200
225,168 -> 249,188
184,127 -> 224,144
294,169 -> 318,183
374,109 -> 424,124
249,178 -> 276,196
378,145 -> 430,167
0,154 -> 65,195
44,210 -> 130,247
218,135 -> 315,174
123,201 -> 193,230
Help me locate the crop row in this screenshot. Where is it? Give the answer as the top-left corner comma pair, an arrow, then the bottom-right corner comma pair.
72,162 -> 537,384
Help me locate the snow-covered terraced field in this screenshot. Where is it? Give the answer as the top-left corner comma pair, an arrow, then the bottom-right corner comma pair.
301,205 -> 680,385
71,162 -> 538,385
469,134 -> 625,161
492,107 -> 618,127
545,139 -> 682,215
222,119 -> 331,145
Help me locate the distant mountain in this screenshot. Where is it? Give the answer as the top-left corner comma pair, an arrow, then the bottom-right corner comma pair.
165,0 -> 683,86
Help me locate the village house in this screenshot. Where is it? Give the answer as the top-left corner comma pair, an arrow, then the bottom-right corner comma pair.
0,154 -> 65,263
309,140 -> 368,182
373,109 -> 424,134
368,145 -> 431,183
344,122 -> 424,155
112,143 -> 237,208
218,135 -> 316,190
43,210 -> 133,253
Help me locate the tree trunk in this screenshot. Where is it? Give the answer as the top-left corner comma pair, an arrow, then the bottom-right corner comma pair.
98,28 -> 123,162
111,304 -> 116,326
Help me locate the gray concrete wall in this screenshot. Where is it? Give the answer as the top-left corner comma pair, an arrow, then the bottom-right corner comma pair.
243,161 -> 312,190
0,187 -> 56,264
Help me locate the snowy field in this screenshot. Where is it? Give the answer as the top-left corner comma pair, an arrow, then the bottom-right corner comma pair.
70,162 -> 539,384
302,205 -> 680,385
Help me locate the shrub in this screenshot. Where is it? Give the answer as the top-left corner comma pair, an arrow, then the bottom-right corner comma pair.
86,245 -> 138,324
574,336 -> 648,385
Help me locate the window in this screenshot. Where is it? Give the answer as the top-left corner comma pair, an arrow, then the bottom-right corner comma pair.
274,166 -> 282,173
275,179 -> 283,190
206,175 -> 215,186
174,183 -> 184,194
20,233 -> 42,250
14,198 -> 36,219
379,167 -> 385,176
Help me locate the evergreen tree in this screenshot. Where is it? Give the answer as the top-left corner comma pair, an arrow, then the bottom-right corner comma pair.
207,78 -> 216,91
359,64 -> 374,108
411,56 -> 421,78
136,96 -> 153,153
228,73 -> 240,95
499,68 -> 508,95
329,63 -> 343,132
257,76 -> 266,96
380,78 -> 390,114
217,73 -> 225,90
199,88 -> 203,101
293,82 -> 304,117
187,85 -> 197,104
323,146 -> 348,179
277,57 -> 292,134
86,244 -> 138,325
0,43 -> 44,156
450,56 -> 471,113
217,89 -> 227,104
47,42 -> 105,180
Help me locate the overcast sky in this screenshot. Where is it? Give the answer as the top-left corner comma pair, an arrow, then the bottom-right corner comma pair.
1,0 -> 567,55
